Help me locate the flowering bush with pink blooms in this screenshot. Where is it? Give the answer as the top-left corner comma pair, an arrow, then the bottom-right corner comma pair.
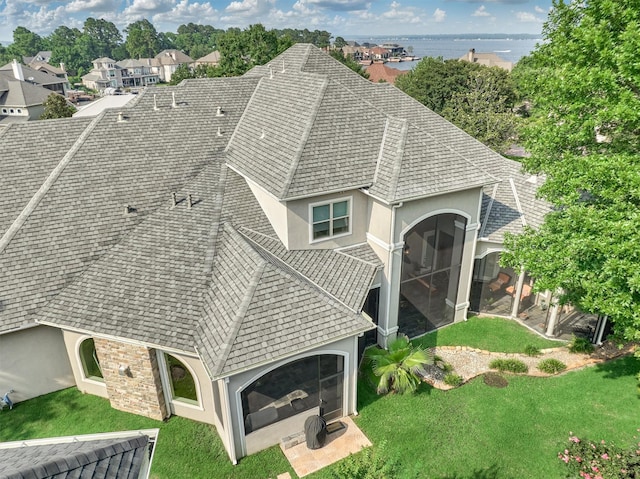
559,432 -> 640,478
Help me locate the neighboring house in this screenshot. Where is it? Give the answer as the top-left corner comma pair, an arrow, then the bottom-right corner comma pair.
151,49 -> 194,83
0,44 -> 550,463
460,48 -> 514,72
0,429 -> 158,479
379,43 -> 405,57
340,46 -> 364,61
83,58 -> 160,91
0,78 -> 52,122
0,60 -> 70,95
366,62 -> 406,84
369,46 -> 390,61
195,51 -> 221,67
22,51 -> 52,65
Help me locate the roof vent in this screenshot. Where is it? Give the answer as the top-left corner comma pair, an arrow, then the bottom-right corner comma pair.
117,111 -> 127,122
171,192 -> 177,207
123,205 -> 136,214
217,127 -> 222,137
260,129 -> 265,140
187,194 -> 193,209
216,106 -> 224,116
153,94 -> 159,111
281,59 -> 286,73
171,92 -> 177,108
269,65 -> 273,79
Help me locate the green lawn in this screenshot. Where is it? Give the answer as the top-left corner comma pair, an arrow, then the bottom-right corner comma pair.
414,316 -> 564,353
1,316 -> 636,479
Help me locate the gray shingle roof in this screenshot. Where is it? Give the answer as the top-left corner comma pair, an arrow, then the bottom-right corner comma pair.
0,43 -> 543,378
0,434 -> 150,479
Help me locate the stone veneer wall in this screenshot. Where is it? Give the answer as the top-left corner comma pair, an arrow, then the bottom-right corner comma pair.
94,338 -> 168,420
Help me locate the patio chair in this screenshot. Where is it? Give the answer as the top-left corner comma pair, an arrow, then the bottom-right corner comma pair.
488,272 -> 511,293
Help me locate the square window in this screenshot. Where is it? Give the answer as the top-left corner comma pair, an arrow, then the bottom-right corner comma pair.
311,198 -> 351,242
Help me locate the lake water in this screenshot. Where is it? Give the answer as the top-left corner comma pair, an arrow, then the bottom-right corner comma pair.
348,35 -> 542,70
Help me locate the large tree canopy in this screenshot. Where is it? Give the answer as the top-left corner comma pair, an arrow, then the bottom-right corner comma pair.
503,0 -> 640,342
395,56 -> 518,153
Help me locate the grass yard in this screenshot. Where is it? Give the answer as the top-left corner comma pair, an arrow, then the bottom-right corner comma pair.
0,388 -> 293,479
1,316 -> 636,479
414,316 -> 564,353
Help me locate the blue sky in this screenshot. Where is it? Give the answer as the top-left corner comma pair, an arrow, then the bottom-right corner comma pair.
0,0 -> 552,43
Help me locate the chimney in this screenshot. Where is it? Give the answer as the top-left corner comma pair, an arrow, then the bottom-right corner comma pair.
59,62 -> 65,72
468,49 -> 475,62
11,59 -> 24,81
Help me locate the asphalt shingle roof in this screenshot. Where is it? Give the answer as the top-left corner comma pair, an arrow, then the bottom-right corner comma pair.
0,43 -> 544,378
0,435 -> 149,479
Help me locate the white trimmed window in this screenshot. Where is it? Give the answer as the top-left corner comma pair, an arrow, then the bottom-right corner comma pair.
79,338 -> 104,382
310,198 -> 351,241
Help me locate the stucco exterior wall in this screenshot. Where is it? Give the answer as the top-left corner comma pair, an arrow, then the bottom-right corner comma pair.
223,335 -> 360,460
286,190 -> 368,250
0,325 -> 74,403
246,179 -> 290,247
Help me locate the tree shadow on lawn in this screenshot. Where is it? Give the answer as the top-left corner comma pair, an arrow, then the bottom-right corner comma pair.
0,388 -> 90,440
436,464 -> 500,479
592,355 -> 640,381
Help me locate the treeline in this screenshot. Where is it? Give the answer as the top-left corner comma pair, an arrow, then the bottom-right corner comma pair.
0,19 -> 332,80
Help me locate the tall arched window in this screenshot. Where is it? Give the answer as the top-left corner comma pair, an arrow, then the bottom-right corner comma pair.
79,338 -> 103,382
165,354 -> 198,404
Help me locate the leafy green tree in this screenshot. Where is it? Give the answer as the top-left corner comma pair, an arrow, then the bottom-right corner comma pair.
503,0 -> 640,343
329,49 -> 369,79
82,18 -> 123,60
395,57 -> 483,114
334,36 -> 347,48
125,19 -> 160,58
365,335 -> 432,394
442,67 -> 519,153
6,27 -> 47,59
40,93 -> 76,119
174,23 -> 221,59
48,26 -> 85,75
216,24 -> 293,76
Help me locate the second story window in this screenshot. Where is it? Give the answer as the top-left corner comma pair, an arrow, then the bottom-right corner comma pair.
311,198 -> 350,241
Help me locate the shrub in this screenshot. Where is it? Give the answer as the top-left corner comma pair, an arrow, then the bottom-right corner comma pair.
537,358 -> 567,374
483,372 -> 509,388
559,433 -> 640,479
524,344 -> 542,357
568,335 -> 595,354
489,358 -> 528,374
332,440 -> 398,479
444,373 -> 464,387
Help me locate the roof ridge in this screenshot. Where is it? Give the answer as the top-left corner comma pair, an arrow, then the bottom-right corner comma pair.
0,112 -> 104,255
479,183 -> 499,238
211,226 -> 267,376
509,177 -> 527,228
203,164 -> 229,278
281,75 -> 329,198
334,243 -> 383,267
240,230 -> 359,313
387,117 -> 408,201
223,76 -> 263,155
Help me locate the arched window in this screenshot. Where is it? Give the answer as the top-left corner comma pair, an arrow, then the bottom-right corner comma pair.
165,354 -> 198,404
79,338 -> 103,381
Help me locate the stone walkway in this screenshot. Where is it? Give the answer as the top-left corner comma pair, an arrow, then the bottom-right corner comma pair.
425,346 -> 600,389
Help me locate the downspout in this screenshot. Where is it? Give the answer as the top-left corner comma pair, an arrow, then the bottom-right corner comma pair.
221,377 -> 238,465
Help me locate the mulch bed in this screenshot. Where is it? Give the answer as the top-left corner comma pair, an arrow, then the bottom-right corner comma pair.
590,340 -> 637,361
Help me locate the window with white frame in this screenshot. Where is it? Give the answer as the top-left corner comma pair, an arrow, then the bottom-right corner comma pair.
311,198 -> 351,241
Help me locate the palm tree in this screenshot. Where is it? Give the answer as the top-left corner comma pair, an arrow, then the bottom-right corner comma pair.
365,335 -> 432,395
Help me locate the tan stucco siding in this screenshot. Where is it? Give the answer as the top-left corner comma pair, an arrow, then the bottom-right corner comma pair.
246,179 -> 290,248
286,190 -> 368,250
0,326 -> 74,403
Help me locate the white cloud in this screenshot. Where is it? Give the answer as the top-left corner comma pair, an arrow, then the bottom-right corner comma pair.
152,0 -> 219,28
305,0 -> 370,11
516,11 -> 542,22
123,0 -> 175,15
534,5 -> 547,13
472,5 -> 490,16
65,0 -> 118,13
433,7 -> 446,22
225,0 -> 274,15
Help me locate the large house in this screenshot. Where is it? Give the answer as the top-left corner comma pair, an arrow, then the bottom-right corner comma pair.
82,58 -> 160,91
0,44 -> 548,463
